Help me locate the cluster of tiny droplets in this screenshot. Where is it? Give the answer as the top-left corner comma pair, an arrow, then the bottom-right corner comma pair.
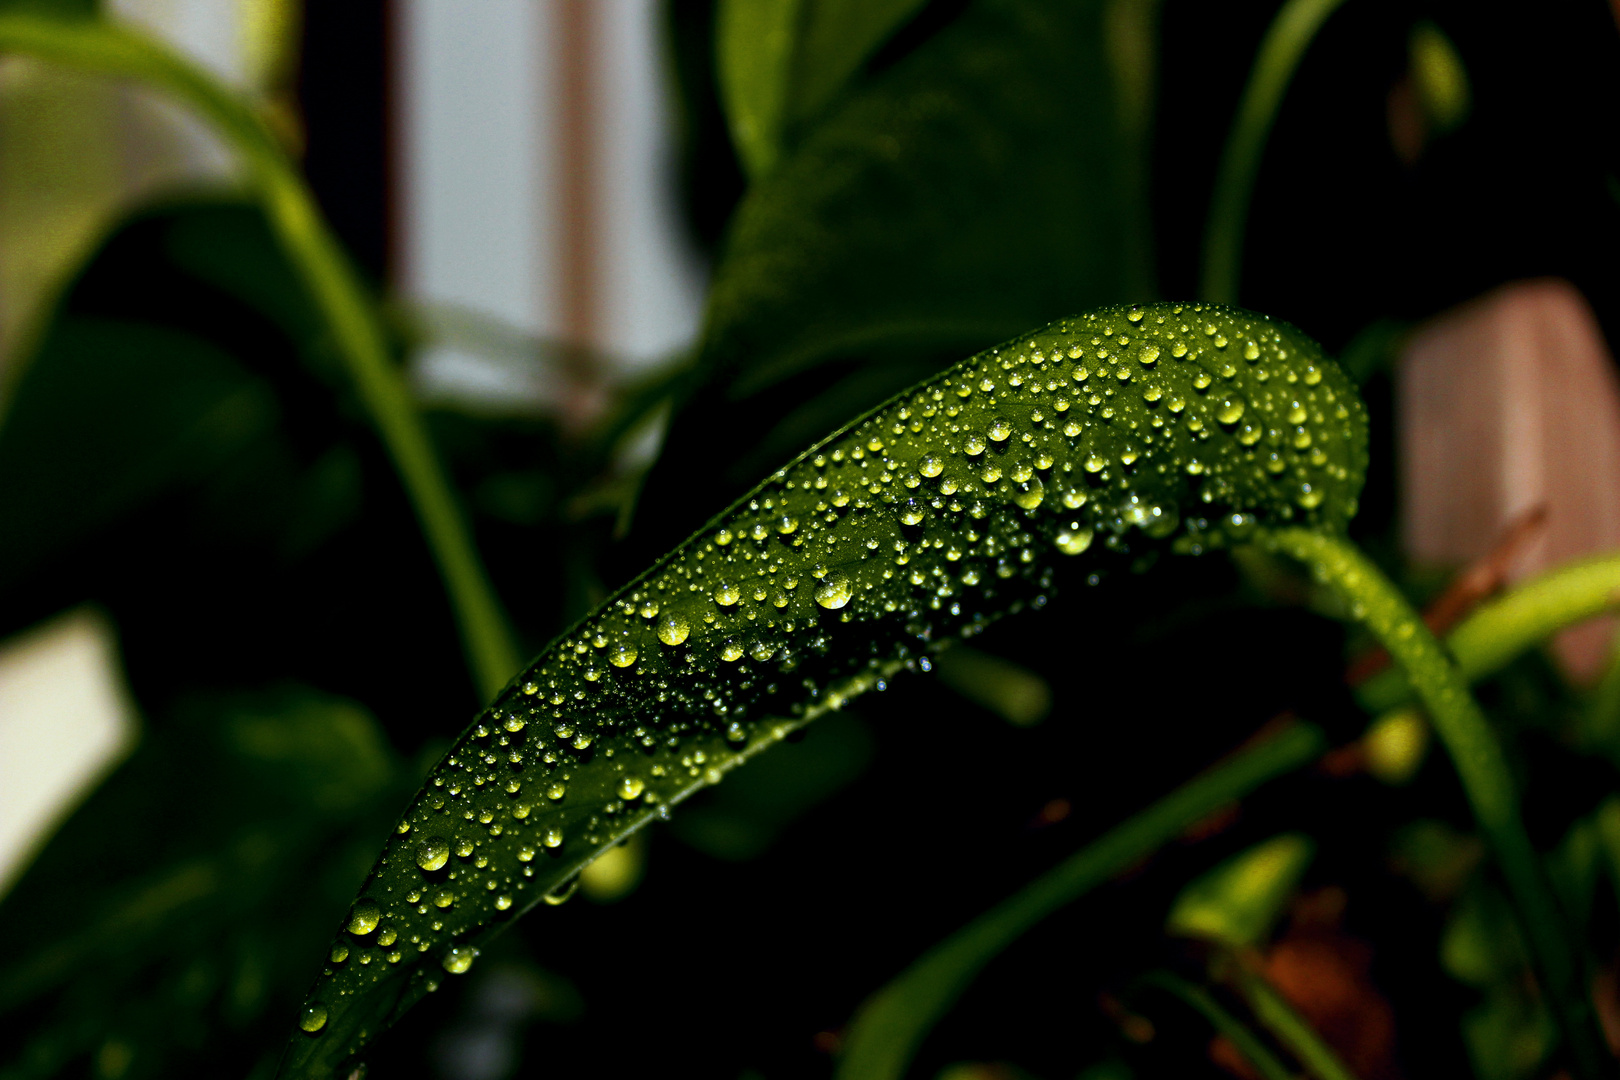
295,303 -> 1365,1046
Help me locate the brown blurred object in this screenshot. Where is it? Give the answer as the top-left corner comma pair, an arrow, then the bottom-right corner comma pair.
1399,280 -> 1620,682
1210,889 -> 1402,1080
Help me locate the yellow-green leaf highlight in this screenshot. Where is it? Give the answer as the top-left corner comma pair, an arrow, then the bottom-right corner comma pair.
282,302 -> 1367,1077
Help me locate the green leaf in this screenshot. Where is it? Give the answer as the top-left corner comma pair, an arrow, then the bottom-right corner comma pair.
280,302 -> 1367,1077
715,0 -> 934,179
639,0 -> 1155,558
715,0 -> 800,179
0,688 -> 405,1080
0,317 -> 282,594
1166,833 -> 1314,949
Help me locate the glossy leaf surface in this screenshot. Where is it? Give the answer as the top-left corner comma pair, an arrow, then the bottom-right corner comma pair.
282,302 -> 1367,1077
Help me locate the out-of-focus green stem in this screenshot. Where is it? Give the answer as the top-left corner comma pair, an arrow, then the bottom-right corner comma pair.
0,15 -> 519,700
835,722 -> 1325,1080
1267,528 -> 1612,1080
1358,550 -> 1620,714
1233,969 -> 1359,1080
1200,0 -> 1348,304
1142,972 -> 1294,1080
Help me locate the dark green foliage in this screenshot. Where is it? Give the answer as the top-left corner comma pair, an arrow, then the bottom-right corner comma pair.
0,690 -> 406,1080
2,1 -> 1619,1079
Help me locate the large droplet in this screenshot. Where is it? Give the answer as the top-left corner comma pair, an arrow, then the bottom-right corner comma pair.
1216,398 -> 1246,424
300,1003 -> 329,1033
608,641 -> 637,667
347,898 -> 381,936
988,418 -> 1012,441
416,835 -> 449,872
619,776 -> 645,800
1056,525 -> 1094,555
656,611 -> 691,646
715,583 -> 741,606
815,571 -> 853,610
1013,476 -> 1045,510
442,947 -> 477,975
919,454 -> 944,478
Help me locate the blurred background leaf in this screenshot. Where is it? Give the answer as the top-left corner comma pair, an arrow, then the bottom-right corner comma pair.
0,687 -> 407,1080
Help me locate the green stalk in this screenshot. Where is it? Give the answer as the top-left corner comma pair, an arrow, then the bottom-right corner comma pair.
1233,969 -> 1359,1080
1141,972 -> 1295,1080
836,722 -> 1326,1080
0,15 -> 520,699
1267,527 -> 1612,1080
1358,550 -> 1620,714
1200,0 -> 1349,304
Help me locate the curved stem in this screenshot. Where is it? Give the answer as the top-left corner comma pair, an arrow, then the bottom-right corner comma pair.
1232,968 -> 1359,1080
1359,549 -> 1620,714
835,722 -> 1325,1080
1267,528 -> 1612,1080
0,15 -> 520,700
1141,972 -> 1295,1080
1200,0 -> 1348,304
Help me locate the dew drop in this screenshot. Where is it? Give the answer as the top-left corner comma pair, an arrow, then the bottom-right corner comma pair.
656,611 -> 691,646
300,1003 -> 329,1033
416,836 -> 449,872
1216,398 -> 1245,424
619,776 -> 646,800
1056,525 -> 1094,555
815,571 -> 853,610
989,418 -> 1012,441
347,899 -> 380,936
329,943 -> 349,963
715,583 -> 741,606
442,947 -> 477,975
1013,478 -> 1045,510
543,827 -> 565,849
919,454 -> 944,478
964,433 -> 987,455
608,641 -> 637,667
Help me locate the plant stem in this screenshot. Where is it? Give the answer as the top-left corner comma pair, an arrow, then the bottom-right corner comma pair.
1200,0 -> 1348,304
1233,968 -> 1359,1080
1359,550 -> 1620,713
1267,527 -> 1612,1080
1141,972 -> 1295,1080
836,722 -> 1326,1080
0,15 -> 520,700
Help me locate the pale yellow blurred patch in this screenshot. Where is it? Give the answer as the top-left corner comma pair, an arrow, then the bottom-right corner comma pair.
1364,707 -> 1429,785
0,607 -> 138,897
